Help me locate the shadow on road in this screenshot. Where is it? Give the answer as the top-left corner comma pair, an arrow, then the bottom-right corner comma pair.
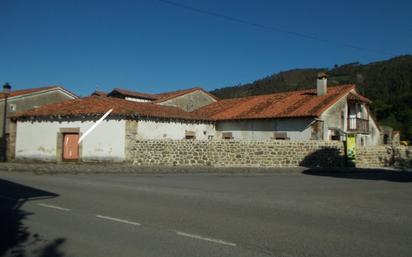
0,179 -> 66,257
303,168 -> 412,182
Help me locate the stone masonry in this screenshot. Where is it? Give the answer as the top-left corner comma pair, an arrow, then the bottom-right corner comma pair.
127,140 -> 345,168
356,146 -> 412,168
125,119 -> 138,160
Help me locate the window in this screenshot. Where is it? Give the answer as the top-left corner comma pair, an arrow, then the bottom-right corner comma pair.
185,131 -> 196,140
222,132 -> 233,140
9,104 -> 16,112
273,132 -> 290,140
330,131 -> 341,141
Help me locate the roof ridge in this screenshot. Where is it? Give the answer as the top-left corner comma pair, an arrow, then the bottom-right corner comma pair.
0,85 -> 79,100
214,84 -> 356,102
154,86 -> 220,103
154,86 -> 201,95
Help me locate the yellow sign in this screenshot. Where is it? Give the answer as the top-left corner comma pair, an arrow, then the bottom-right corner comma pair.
346,134 -> 356,159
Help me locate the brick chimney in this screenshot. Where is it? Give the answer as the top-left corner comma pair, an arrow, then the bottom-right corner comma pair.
317,72 -> 328,96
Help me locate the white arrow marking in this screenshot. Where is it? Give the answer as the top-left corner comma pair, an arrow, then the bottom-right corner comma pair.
78,108 -> 113,143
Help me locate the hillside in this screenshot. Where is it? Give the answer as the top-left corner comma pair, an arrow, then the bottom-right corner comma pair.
210,55 -> 412,140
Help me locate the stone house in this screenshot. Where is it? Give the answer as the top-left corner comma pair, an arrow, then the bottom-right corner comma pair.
106,87 -> 218,111
11,77 -> 380,162
0,86 -> 77,134
1,86 -> 78,159
194,75 -> 381,146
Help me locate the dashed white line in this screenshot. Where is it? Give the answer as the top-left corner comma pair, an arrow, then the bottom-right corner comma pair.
96,214 -> 141,226
175,231 -> 236,247
34,200 -> 235,248
37,203 -> 71,211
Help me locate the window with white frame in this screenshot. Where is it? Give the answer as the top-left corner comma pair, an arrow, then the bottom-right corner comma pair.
9,104 -> 16,112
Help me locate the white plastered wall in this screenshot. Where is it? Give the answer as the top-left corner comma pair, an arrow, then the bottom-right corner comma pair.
319,89 -> 381,146
215,118 -> 314,140
15,119 -> 125,161
136,119 -> 215,140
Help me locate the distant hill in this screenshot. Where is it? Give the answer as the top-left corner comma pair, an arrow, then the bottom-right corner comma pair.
210,55 -> 412,140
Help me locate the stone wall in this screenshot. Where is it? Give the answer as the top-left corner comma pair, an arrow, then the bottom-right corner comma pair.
125,119 -> 138,160
394,147 -> 412,167
356,146 -> 412,168
355,146 -> 394,168
127,140 -> 345,168
6,120 -> 17,161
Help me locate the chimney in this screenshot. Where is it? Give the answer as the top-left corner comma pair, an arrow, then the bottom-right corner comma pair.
317,72 -> 328,96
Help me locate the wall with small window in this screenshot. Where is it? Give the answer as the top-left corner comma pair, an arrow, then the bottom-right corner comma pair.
9,104 -> 17,112
215,118 -> 312,141
136,118 -> 215,140
320,91 -> 381,146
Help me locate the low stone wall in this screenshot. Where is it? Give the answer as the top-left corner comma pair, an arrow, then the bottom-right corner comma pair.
127,140 -> 345,168
356,146 -> 394,168
356,146 -> 412,168
394,147 -> 412,167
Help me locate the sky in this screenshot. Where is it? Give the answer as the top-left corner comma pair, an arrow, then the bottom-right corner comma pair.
1,0 -> 411,96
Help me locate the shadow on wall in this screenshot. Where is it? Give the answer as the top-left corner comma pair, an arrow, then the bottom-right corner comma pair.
395,147 -> 412,168
302,168 -> 412,183
0,179 -> 66,257
299,147 -> 346,167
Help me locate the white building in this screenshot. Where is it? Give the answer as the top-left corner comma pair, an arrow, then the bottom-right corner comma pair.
194,74 -> 381,146
11,94 -> 214,162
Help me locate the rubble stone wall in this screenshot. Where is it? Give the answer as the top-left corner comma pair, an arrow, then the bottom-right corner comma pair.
356,146 -> 412,168
127,140 -> 346,167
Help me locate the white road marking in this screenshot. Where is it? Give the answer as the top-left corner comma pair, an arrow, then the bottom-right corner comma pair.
37,203 -> 71,211
96,214 -> 141,226
175,231 -> 236,247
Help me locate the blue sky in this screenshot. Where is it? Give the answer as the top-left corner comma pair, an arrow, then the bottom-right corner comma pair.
1,0 -> 411,96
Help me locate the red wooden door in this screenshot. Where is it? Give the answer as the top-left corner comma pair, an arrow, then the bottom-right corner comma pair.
63,134 -> 79,160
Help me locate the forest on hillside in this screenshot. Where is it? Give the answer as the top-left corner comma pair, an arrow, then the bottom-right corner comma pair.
210,55 -> 412,140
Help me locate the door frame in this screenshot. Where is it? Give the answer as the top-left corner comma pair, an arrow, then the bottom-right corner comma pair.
57,128 -> 82,162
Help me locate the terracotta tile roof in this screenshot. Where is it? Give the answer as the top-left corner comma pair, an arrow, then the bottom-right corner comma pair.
13,95 -> 207,121
347,92 -> 372,103
193,84 -> 360,120
13,84 -> 369,123
108,87 -> 219,102
91,90 -> 107,97
0,86 -> 77,100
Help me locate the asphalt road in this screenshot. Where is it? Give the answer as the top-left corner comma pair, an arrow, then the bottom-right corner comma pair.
1,168 -> 412,257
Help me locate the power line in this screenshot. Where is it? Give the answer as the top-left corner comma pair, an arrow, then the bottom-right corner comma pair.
158,0 -> 395,56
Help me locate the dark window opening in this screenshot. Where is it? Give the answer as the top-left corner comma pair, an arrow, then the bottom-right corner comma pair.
185,131 -> 196,140
222,132 -> 233,140
273,132 -> 290,140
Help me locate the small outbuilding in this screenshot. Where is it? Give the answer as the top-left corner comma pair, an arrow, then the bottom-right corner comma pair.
11,96 -> 214,162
